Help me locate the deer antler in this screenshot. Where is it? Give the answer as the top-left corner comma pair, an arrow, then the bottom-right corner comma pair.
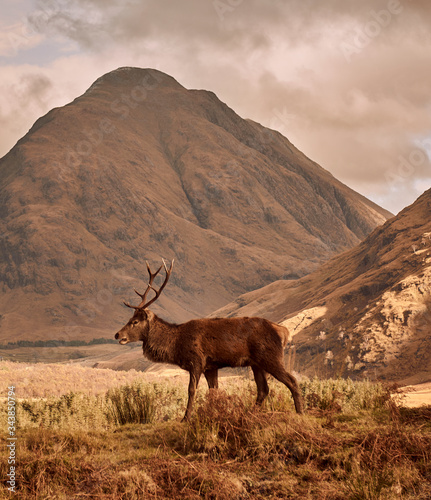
123,259 -> 174,310
135,262 -> 163,305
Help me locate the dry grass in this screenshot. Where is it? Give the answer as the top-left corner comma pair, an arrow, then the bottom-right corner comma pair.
0,360 -> 146,398
1,372 -> 431,499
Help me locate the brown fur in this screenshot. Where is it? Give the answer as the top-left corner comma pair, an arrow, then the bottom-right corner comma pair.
115,309 -> 304,420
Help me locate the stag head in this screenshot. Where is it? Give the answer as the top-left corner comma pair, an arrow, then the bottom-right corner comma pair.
115,259 -> 174,344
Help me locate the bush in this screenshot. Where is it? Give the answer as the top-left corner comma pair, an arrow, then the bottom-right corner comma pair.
106,382 -> 156,425
182,389 -> 335,465
300,377 -> 391,412
18,392 -> 108,430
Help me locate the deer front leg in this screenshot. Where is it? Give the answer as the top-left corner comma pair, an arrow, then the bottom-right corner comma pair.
182,369 -> 202,422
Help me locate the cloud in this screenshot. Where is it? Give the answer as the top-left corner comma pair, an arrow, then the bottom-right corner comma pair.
1,0 -> 430,213
0,69 -> 52,155
0,55 -> 112,157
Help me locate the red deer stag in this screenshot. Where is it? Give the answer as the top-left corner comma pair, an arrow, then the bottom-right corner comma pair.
115,259 -> 303,421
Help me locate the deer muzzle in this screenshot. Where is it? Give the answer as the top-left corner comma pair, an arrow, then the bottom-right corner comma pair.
115,332 -> 129,345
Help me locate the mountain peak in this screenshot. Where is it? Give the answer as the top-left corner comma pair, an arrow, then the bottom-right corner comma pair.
85,67 -> 185,96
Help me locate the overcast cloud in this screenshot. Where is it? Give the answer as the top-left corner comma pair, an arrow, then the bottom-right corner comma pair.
1,0 -> 431,213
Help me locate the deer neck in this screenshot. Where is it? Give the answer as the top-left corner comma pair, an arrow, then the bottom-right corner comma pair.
142,312 -> 178,364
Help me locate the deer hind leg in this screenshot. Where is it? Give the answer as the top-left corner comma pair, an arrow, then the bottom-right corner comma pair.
182,369 -> 202,422
204,368 -> 219,389
264,362 -> 303,414
251,366 -> 269,406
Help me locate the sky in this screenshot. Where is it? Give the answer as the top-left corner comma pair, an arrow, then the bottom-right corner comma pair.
1,0 -> 431,214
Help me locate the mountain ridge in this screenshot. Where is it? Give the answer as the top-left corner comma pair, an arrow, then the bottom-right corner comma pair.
213,189 -> 431,384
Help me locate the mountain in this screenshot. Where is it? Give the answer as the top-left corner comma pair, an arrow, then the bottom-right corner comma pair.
0,67 -> 391,343
213,190 -> 431,384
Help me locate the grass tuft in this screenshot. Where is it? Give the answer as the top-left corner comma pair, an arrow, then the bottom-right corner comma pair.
106,382 -> 157,425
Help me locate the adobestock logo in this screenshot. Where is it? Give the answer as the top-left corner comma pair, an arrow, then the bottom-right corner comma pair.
212,0 -> 244,22
341,0 -> 404,62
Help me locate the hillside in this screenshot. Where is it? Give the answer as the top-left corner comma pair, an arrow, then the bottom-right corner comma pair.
0,67 -> 391,342
213,189 -> 431,384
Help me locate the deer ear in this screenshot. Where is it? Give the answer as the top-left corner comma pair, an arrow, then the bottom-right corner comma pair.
137,309 -> 148,319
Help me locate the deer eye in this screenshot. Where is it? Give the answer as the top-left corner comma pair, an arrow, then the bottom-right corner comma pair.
132,320 -> 139,326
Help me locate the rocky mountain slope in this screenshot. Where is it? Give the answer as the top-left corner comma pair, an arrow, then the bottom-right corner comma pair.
0,67 -> 391,342
213,190 -> 431,384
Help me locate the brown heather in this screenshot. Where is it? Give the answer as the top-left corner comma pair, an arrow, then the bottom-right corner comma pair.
1,372 -> 430,499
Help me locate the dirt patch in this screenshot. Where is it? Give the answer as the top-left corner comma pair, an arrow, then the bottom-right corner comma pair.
400,382 -> 431,407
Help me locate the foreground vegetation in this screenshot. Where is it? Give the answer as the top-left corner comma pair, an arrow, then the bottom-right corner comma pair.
1,372 -> 430,499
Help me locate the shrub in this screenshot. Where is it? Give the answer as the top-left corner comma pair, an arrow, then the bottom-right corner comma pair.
300,377 -> 391,412
18,392 -> 108,430
106,382 -> 157,425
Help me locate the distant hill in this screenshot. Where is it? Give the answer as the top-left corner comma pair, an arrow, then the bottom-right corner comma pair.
213,190 -> 431,384
0,67 -> 391,342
